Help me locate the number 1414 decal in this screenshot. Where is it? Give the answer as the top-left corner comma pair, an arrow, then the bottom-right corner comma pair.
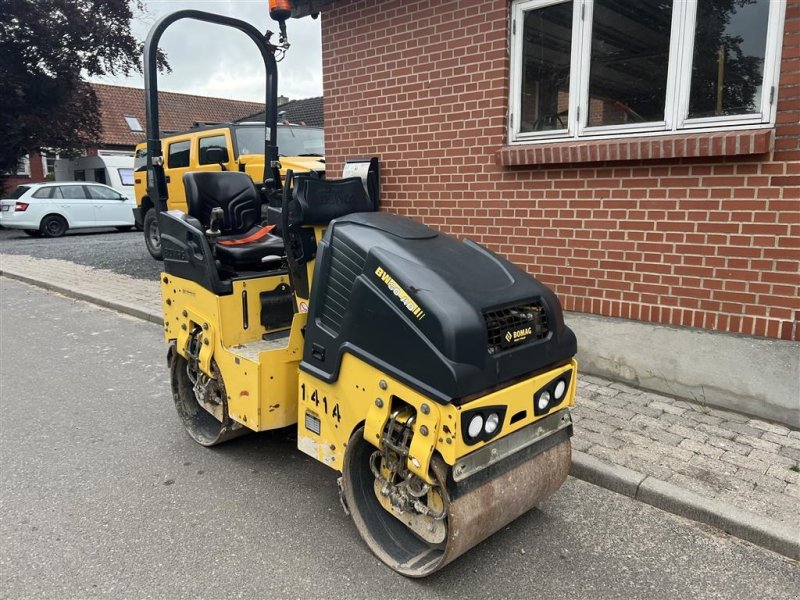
301,383 -> 341,422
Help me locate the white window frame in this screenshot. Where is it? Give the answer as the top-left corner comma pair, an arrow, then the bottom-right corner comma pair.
16,154 -> 31,176
508,0 -> 787,145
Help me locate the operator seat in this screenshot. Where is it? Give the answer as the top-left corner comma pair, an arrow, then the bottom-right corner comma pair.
183,171 -> 284,270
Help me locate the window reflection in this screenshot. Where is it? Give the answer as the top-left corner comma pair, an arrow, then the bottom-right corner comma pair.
520,1 -> 574,133
689,0 -> 769,118
588,0 -> 674,127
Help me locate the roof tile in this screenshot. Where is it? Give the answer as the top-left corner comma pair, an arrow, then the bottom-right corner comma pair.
92,83 -> 264,146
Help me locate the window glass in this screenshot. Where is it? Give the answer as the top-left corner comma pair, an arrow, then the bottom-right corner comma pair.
688,0 -> 770,119
168,141 -> 191,168
87,185 -> 120,200
15,155 -> 30,176
94,168 -> 107,184
32,187 -> 54,199
124,115 -> 143,132
134,148 -> 148,171
199,135 -> 230,165
42,152 -> 58,177
5,186 -> 30,199
234,125 -> 325,156
520,1 -> 574,133
74,169 -> 85,181
118,168 -> 134,185
59,186 -> 89,200
588,0 -> 674,127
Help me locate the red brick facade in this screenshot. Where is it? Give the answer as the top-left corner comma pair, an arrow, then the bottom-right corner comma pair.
320,0 -> 800,341
2,151 -> 46,191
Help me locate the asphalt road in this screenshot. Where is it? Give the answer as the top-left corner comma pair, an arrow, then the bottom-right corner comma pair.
0,226 -> 161,281
1,278 -> 798,599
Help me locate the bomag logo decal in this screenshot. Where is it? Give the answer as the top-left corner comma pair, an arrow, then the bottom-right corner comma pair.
505,327 -> 532,343
374,266 -> 426,320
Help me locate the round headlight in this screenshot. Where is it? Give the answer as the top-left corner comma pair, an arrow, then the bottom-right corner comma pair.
467,414 -> 484,438
554,379 -> 567,400
484,412 -> 500,435
537,390 -> 551,411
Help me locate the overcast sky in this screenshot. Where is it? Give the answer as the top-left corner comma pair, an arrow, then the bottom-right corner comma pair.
89,0 -> 323,102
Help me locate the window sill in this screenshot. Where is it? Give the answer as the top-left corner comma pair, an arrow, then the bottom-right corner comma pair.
498,129 -> 773,167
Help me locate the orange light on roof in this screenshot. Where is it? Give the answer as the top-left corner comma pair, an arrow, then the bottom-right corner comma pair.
269,0 -> 292,21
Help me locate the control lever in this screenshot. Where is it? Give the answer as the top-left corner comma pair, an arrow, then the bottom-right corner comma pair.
205,207 -> 224,256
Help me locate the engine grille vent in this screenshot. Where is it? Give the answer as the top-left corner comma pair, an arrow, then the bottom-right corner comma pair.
318,234 -> 367,335
484,300 -> 549,354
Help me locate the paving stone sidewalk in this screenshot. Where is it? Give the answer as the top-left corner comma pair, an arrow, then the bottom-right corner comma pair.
2,252 -> 799,532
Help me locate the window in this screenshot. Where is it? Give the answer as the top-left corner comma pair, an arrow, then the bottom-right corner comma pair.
509,0 -> 786,143
234,125 -> 325,157
168,141 -> 191,168
118,168 -> 135,186
5,186 -> 30,199
15,155 -> 31,176
198,135 -> 230,165
41,152 -> 58,177
59,186 -> 89,200
133,148 -> 148,172
74,170 -> 86,181
32,187 -> 55,199
93,168 -> 107,185
86,185 -> 120,200
124,115 -> 143,132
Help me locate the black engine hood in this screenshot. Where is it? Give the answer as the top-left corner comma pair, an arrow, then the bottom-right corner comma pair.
300,212 -> 577,403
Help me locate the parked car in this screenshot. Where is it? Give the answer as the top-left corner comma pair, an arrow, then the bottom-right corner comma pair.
0,182 -> 136,238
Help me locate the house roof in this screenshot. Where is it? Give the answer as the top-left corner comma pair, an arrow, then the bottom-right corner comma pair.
92,83 -> 264,147
237,96 -> 324,128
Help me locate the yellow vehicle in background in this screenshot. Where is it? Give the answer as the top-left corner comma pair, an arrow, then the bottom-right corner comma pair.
133,122 -> 324,259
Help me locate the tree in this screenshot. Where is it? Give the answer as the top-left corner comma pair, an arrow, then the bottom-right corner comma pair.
0,0 -> 166,179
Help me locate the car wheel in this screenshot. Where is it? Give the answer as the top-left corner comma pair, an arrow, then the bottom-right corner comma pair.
24,229 -> 42,237
143,208 -> 163,260
116,225 -> 133,232
40,215 -> 68,238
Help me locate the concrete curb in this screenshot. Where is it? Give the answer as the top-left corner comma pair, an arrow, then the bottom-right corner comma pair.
0,268 -> 162,325
2,270 -> 798,561
572,451 -> 800,561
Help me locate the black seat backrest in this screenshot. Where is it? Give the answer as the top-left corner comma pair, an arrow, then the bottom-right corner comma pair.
183,171 -> 260,235
291,175 -> 374,226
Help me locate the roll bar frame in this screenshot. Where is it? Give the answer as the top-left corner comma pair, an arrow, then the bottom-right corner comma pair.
143,10 -> 282,212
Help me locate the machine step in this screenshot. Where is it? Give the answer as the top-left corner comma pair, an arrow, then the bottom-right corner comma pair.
228,331 -> 290,362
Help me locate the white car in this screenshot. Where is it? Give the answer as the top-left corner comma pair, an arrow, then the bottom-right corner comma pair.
0,182 -> 136,237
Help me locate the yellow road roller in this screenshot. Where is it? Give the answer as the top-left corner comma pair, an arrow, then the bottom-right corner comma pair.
146,4 -> 577,577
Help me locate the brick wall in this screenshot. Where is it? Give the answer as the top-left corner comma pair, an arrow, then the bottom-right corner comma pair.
321,0 -> 800,341
2,151 -> 46,191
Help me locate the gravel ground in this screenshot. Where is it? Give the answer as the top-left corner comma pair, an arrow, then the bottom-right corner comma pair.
0,226 -> 161,281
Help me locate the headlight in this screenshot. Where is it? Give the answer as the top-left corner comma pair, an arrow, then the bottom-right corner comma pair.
534,369 -> 573,416
537,390 -> 551,411
484,412 -> 500,434
467,414 -> 484,438
461,406 -> 507,445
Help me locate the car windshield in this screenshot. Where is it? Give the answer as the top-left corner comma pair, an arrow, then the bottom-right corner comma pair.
3,186 -> 30,199
234,125 -> 324,157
